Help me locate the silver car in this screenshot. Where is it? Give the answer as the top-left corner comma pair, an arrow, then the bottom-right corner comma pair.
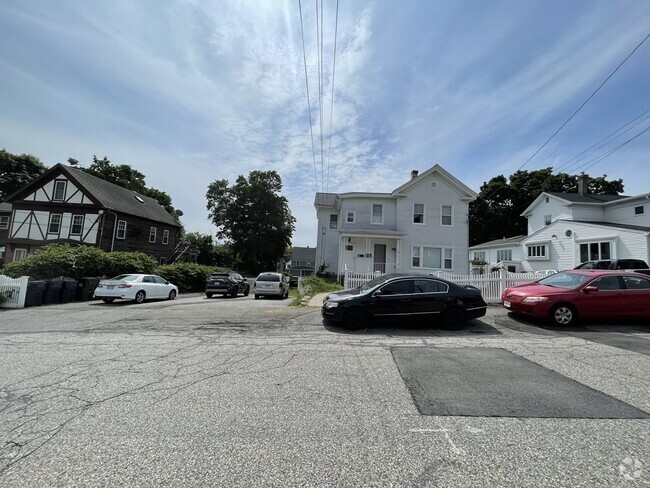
253,272 -> 290,299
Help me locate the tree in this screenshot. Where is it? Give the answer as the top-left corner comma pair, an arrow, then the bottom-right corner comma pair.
469,168 -> 624,245
0,149 -> 47,200
72,156 -> 181,220
206,170 -> 295,275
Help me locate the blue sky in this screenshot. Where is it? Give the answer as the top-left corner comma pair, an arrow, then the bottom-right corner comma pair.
1,1 -> 649,246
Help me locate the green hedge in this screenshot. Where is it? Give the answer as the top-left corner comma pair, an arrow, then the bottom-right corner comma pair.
156,263 -> 227,292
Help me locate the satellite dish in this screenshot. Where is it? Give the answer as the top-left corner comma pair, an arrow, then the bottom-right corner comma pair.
175,209 -> 184,216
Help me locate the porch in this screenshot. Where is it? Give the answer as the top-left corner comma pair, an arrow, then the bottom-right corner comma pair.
337,232 -> 403,275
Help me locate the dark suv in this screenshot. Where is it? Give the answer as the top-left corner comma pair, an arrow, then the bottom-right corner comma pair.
574,259 -> 649,270
205,272 -> 250,298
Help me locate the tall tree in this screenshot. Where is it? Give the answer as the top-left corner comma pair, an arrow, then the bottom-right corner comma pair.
0,149 -> 47,200
206,170 -> 295,274
469,168 -> 624,245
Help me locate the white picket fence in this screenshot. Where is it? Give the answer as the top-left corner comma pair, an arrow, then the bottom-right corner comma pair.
343,269 -> 557,303
0,275 -> 29,309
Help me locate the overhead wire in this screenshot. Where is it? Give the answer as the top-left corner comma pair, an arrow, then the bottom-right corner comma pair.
574,125 -> 650,174
298,0 -> 319,192
325,0 -> 340,193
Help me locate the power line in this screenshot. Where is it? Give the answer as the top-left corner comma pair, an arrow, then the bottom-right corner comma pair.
575,125 -> 650,173
298,0 -> 319,191
325,0 -> 340,193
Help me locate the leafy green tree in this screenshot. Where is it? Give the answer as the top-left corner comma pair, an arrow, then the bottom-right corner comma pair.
469,168 -> 624,245
0,149 -> 47,199
206,170 -> 295,275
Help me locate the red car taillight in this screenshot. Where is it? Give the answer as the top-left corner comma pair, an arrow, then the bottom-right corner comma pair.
118,283 -> 132,288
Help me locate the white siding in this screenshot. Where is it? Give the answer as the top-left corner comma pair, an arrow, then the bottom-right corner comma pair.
604,200 -> 650,227
527,198 -> 572,234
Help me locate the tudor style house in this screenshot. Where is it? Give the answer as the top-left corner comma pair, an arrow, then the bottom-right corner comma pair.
1,164 -> 181,265
314,165 -> 478,277
469,174 -> 650,272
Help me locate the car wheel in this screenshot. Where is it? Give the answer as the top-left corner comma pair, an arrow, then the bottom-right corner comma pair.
206,293 -> 213,298
230,289 -> 238,298
343,307 -> 368,330
441,308 -> 466,330
168,290 -> 177,300
134,291 -> 146,304
255,294 -> 260,299
244,286 -> 250,297
102,298 -> 115,303
550,304 -> 577,326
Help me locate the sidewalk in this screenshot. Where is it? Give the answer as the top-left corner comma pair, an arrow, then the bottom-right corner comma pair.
307,292 -> 328,307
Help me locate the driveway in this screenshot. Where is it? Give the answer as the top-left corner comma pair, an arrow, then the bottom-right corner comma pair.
0,297 -> 648,486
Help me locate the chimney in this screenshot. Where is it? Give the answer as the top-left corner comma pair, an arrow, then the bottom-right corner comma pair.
577,173 -> 589,196
411,170 -> 419,179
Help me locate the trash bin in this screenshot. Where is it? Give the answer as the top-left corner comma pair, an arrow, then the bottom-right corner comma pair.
25,280 -> 46,307
76,277 -> 101,301
60,280 -> 78,303
43,280 -> 64,305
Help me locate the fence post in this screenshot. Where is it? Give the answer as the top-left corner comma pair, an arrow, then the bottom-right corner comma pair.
499,268 -> 507,298
16,276 -> 28,308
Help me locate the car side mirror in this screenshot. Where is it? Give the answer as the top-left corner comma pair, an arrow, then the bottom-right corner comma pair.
165,280 -> 169,285
583,286 -> 599,293
373,289 -> 383,297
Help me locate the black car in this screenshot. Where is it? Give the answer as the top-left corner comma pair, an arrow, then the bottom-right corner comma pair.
205,272 -> 250,298
322,273 -> 487,330
574,259 -> 648,270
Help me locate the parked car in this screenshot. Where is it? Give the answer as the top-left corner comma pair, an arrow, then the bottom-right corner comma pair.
322,273 -> 487,330
93,274 -> 178,304
253,272 -> 290,299
205,272 -> 249,298
502,269 -> 650,326
632,269 -> 650,276
574,258 -> 648,270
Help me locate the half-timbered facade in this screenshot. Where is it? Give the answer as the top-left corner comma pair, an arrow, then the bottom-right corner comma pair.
1,164 -> 181,265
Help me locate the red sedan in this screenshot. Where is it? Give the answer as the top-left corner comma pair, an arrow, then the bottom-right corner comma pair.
502,270 -> 650,326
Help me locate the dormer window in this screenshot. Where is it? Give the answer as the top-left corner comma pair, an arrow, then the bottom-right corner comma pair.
53,180 -> 66,201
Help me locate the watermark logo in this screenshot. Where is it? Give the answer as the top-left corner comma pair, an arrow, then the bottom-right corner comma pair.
619,458 -> 642,481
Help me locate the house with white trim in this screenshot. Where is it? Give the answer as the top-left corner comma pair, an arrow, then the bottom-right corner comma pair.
469,175 -> 650,271
314,164 -> 477,277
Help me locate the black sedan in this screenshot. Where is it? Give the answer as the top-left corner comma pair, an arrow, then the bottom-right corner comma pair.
322,273 -> 487,330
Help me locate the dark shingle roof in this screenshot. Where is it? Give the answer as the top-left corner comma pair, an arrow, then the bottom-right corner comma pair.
291,247 -> 316,260
62,165 -> 180,227
547,192 -> 627,204
570,220 -> 650,233
470,235 -> 526,249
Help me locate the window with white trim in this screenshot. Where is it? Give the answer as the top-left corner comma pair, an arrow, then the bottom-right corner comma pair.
527,244 -> 548,259
48,214 -> 62,234
412,246 -> 453,270
149,227 -> 157,243
413,203 -> 425,224
53,180 -> 66,201
70,215 -> 83,235
162,229 -> 169,245
329,214 -> 338,229
635,205 -> 645,215
0,215 -> 9,229
496,249 -> 512,261
345,211 -> 355,223
441,205 -> 453,226
472,251 -> 486,261
544,214 -> 552,225
116,220 -> 127,239
579,241 -> 611,262
14,248 -> 27,261
371,204 -> 383,224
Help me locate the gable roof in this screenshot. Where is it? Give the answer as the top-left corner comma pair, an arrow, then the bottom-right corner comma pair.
392,164 -> 478,200
522,191 -> 629,216
469,235 -> 526,250
5,164 -> 180,227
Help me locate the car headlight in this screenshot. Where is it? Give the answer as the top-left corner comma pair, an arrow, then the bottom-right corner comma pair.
522,296 -> 549,303
324,301 -> 339,309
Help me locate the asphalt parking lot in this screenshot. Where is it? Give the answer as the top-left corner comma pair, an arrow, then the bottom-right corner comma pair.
0,295 -> 648,487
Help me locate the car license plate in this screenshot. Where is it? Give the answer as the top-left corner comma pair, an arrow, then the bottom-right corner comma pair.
503,300 -> 511,308
107,285 -> 114,290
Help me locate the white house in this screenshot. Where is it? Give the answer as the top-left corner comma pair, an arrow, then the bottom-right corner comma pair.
469,174 -> 650,272
314,165 -> 477,277
468,235 -> 526,273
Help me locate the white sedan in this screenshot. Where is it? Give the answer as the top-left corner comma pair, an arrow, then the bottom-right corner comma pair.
93,274 -> 178,304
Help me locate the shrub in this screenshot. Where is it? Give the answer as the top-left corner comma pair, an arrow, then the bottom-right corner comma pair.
155,263 -> 226,292
104,252 -> 157,277
299,274 -> 342,296
3,244 -> 76,279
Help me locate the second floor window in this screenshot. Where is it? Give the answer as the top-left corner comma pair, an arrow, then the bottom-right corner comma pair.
371,204 -> 383,224
0,215 -> 9,229
116,220 -> 127,239
329,214 -> 338,229
149,227 -> 157,243
544,214 -> 552,225
53,180 -> 66,201
48,214 -> 62,234
413,203 -> 424,224
635,205 -> 645,215
70,215 -> 83,235
346,211 -> 355,223
441,205 -> 452,226
163,229 -> 169,245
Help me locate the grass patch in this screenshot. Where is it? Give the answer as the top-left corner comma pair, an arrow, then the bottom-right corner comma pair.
290,275 -> 343,307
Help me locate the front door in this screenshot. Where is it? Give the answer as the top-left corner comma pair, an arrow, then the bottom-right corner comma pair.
374,244 -> 386,273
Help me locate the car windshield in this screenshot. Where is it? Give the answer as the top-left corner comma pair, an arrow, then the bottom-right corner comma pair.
537,272 -> 591,289
111,274 -> 139,281
257,274 -> 280,282
359,274 -> 395,293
